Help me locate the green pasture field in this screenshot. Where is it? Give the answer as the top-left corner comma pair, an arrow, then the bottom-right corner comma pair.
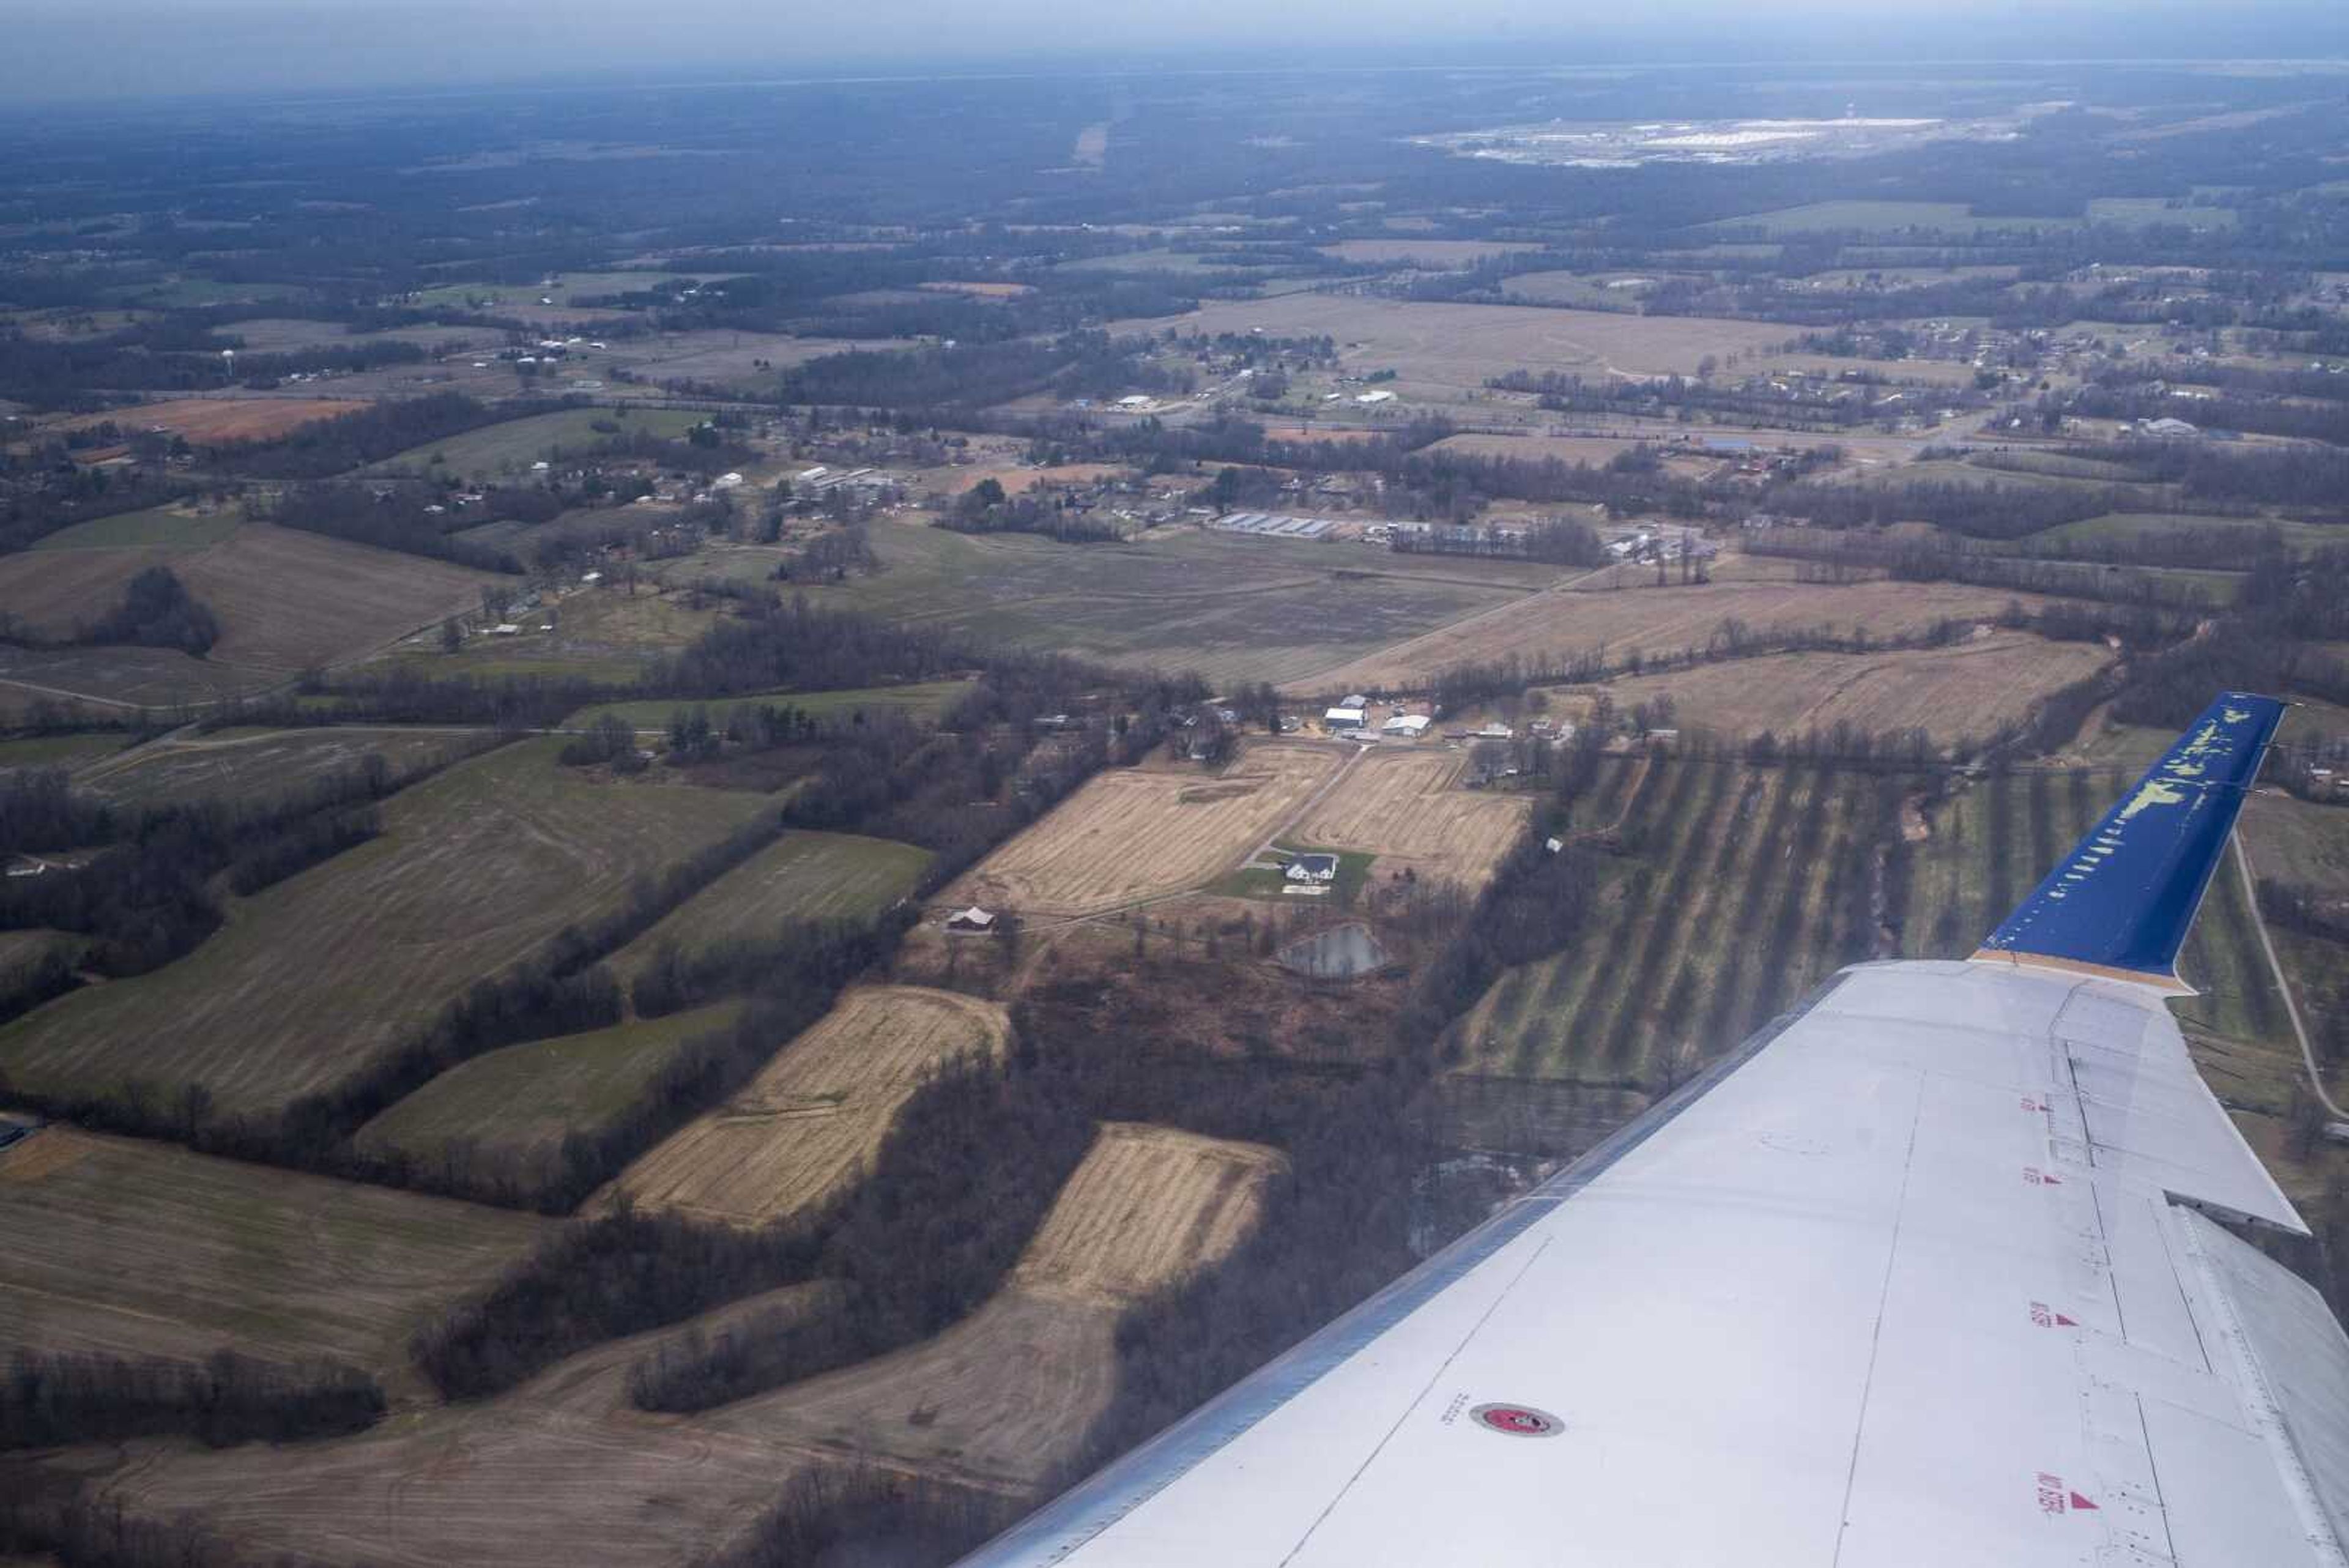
0,738 -> 770,1120
1709,201 -> 2079,236
78,726 -> 475,808
610,831 -> 932,980
788,521 -> 1546,689
0,732 -> 128,771
352,1001 -> 746,1168
0,1126 -> 543,1391
366,406 -> 703,478
569,680 -> 973,733
30,503 -> 242,552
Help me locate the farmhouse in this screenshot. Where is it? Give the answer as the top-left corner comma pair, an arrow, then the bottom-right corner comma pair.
1285,853 -> 1340,883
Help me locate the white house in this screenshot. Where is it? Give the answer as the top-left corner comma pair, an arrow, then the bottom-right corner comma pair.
1285,853 -> 1340,883
1325,706 -> 1367,730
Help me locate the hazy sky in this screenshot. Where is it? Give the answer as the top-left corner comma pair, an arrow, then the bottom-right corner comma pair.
7,0 -> 2348,102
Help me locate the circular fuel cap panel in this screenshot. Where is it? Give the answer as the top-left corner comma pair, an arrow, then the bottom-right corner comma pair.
1470,1402 -> 1564,1438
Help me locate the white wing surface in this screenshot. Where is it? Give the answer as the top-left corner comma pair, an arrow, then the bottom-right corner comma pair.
959,694 -> 2349,1567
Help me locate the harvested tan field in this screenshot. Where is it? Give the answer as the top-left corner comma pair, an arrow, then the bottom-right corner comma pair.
41,1121 -> 1284,1561
1589,633 -> 2116,746
951,742 -> 1343,916
1118,294 -> 1789,390
1290,747 -> 1531,886
79,1285 -> 850,1568
1013,1123 -> 1283,1306
1286,579 -> 2050,696
0,1128 -> 543,1391
172,523 -> 489,671
918,280 -> 1034,298
609,986 -> 1010,1227
61,397 -> 365,444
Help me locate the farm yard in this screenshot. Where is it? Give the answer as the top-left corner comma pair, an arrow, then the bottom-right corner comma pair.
611,831 -> 931,981
0,1127 -> 543,1391
1586,633 -> 2115,749
608,986 -> 1010,1228
1286,746 -> 1529,888
352,1001 -> 748,1175
949,742 -> 1343,917
0,740 -> 771,1120
1287,578 -> 2050,697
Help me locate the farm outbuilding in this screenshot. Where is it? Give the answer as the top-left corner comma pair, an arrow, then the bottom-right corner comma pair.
1326,706 -> 1367,730
1381,714 -> 1430,737
945,906 -> 998,932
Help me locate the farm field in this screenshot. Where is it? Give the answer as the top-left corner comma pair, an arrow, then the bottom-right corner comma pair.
1287,578 -> 2049,697
569,679 -> 972,733
55,396 -> 365,444
1011,1123 -> 1283,1306
1286,746 -> 1529,888
0,642 -> 273,716
0,1127 -> 543,1389
1586,633 -> 2114,749
384,581 -> 735,686
611,831 -> 931,981
366,406 -> 704,478
1114,294 -> 1791,391
29,502 -> 243,552
950,741 -> 1343,916
0,731 -> 125,772
1452,757 -> 1898,1097
609,986 -> 1011,1227
77,725 -> 475,806
171,523 -> 491,671
67,1117 -> 1283,1564
798,521 -> 1542,689
1319,239 -> 1543,267
352,1001 -> 746,1172
0,521 -> 488,674
1709,200 -> 2078,235
0,739 -> 771,1118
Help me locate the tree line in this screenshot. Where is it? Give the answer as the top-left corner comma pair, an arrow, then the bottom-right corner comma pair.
1,1349 -> 382,1452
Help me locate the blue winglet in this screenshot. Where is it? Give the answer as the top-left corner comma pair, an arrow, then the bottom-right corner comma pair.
1974,692 -> 2285,986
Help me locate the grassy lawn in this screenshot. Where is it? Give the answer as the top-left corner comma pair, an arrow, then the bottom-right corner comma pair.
1212,842 -> 1376,903
352,1001 -> 746,1166
0,732 -> 131,771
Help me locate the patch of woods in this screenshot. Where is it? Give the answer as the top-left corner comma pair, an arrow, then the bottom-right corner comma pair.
260,479 -> 560,573
778,330 -> 1189,411
1,1349 -> 383,1452
937,476 -> 1124,544
215,392 -> 574,481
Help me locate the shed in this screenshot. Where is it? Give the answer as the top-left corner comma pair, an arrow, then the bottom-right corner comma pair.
945,906 -> 997,932
1381,714 -> 1431,737
1325,707 -> 1367,730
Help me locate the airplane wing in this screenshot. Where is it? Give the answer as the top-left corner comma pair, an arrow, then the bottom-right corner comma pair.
958,692 -> 2349,1568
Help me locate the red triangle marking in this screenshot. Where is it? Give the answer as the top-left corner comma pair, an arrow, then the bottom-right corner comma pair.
2055,1313 -> 2078,1327
2069,1492 -> 2099,1511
